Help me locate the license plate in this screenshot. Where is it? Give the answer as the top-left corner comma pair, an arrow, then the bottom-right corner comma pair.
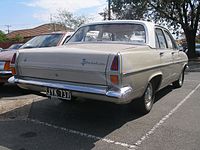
46,87 -> 71,100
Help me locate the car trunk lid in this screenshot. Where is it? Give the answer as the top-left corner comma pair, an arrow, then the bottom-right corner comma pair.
17,45 -> 121,85
16,43 -> 139,85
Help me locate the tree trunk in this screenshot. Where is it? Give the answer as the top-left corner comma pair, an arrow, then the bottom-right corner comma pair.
184,28 -> 197,59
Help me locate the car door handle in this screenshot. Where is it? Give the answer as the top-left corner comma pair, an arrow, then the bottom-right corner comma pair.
160,52 -> 164,56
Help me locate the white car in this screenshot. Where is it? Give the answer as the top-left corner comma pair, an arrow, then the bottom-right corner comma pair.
9,20 -> 188,114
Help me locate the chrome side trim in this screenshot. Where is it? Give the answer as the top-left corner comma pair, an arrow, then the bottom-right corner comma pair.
8,76 -> 133,100
0,71 -> 12,75
123,60 -> 188,76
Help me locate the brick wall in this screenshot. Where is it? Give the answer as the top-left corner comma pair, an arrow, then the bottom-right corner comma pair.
0,42 -> 24,49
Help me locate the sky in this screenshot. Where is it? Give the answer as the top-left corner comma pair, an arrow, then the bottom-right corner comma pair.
0,0 -> 107,33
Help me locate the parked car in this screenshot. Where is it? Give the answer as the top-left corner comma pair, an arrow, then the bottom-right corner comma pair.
20,31 -> 73,49
0,61 -> 10,85
9,20 -> 188,114
0,31 -> 73,85
0,47 -> 3,52
195,43 -> 200,56
0,50 -> 14,85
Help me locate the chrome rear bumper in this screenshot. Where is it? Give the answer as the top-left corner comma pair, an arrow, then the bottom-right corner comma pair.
0,71 -> 12,76
9,76 -> 134,104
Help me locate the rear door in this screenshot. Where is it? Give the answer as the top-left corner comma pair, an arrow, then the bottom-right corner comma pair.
163,30 -> 182,80
155,28 -> 174,87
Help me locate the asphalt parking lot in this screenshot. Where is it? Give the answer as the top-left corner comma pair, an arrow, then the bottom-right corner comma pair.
0,70 -> 200,150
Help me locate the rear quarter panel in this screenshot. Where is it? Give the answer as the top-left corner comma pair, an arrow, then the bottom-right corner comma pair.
120,46 -> 162,99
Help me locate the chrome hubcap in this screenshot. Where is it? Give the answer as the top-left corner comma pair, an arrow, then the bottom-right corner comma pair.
179,72 -> 183,86
144,83 -> 153,110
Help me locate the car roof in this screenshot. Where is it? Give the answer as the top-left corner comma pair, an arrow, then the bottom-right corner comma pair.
81,20 -> 155,27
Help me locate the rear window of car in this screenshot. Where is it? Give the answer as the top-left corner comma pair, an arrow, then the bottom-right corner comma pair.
9,44 -> 22,49
20,33 -> 63,49
68,23 -> 146,44
155,29 -> 167,49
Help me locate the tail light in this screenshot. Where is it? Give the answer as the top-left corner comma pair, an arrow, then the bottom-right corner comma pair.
110,55 -> 120,85
110,75 -> 119,84
11,67 -> 16,75
11,53 -> 16,64
4,61 -> 10,71
111,55 -> 119,71
10,53 -> 17,75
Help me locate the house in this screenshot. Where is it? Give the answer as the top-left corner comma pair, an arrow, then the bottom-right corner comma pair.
6,23 -> 73,42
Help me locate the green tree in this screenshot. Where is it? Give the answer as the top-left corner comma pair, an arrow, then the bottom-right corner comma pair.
111,0 -> 200,58
0,30 -> 8,42
112,0 -> 148,19
10,34 -> 24,42
0,31 -> 24,43
54,10 -> 89,30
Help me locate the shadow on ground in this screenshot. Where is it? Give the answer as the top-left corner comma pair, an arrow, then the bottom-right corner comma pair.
0,85 -> 174,150
0,84 -> 32,99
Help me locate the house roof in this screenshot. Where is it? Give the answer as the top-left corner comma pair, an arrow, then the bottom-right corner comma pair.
6,23 -> 73,39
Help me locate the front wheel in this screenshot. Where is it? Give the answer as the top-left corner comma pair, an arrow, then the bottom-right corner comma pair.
136,82 -> 155,114
173,70 -> 184,88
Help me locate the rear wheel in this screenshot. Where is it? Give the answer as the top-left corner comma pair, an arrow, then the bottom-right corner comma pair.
173,70 -> 184,88
136,82 -> 155,114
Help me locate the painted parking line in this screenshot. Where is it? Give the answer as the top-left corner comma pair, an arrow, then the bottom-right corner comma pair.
133,83 -> 200,149
26,118 -> 137,150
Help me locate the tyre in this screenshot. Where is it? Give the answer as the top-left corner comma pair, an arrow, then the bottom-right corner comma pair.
136,82 -> 155,114
173,70 -> 184,88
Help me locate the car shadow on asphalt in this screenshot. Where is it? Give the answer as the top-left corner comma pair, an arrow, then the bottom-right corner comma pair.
154,85 -> 173,103
28,97 -> 141,135
0,85 -> 174,150
0,84 -> 32,99
27,85 -> 174,134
